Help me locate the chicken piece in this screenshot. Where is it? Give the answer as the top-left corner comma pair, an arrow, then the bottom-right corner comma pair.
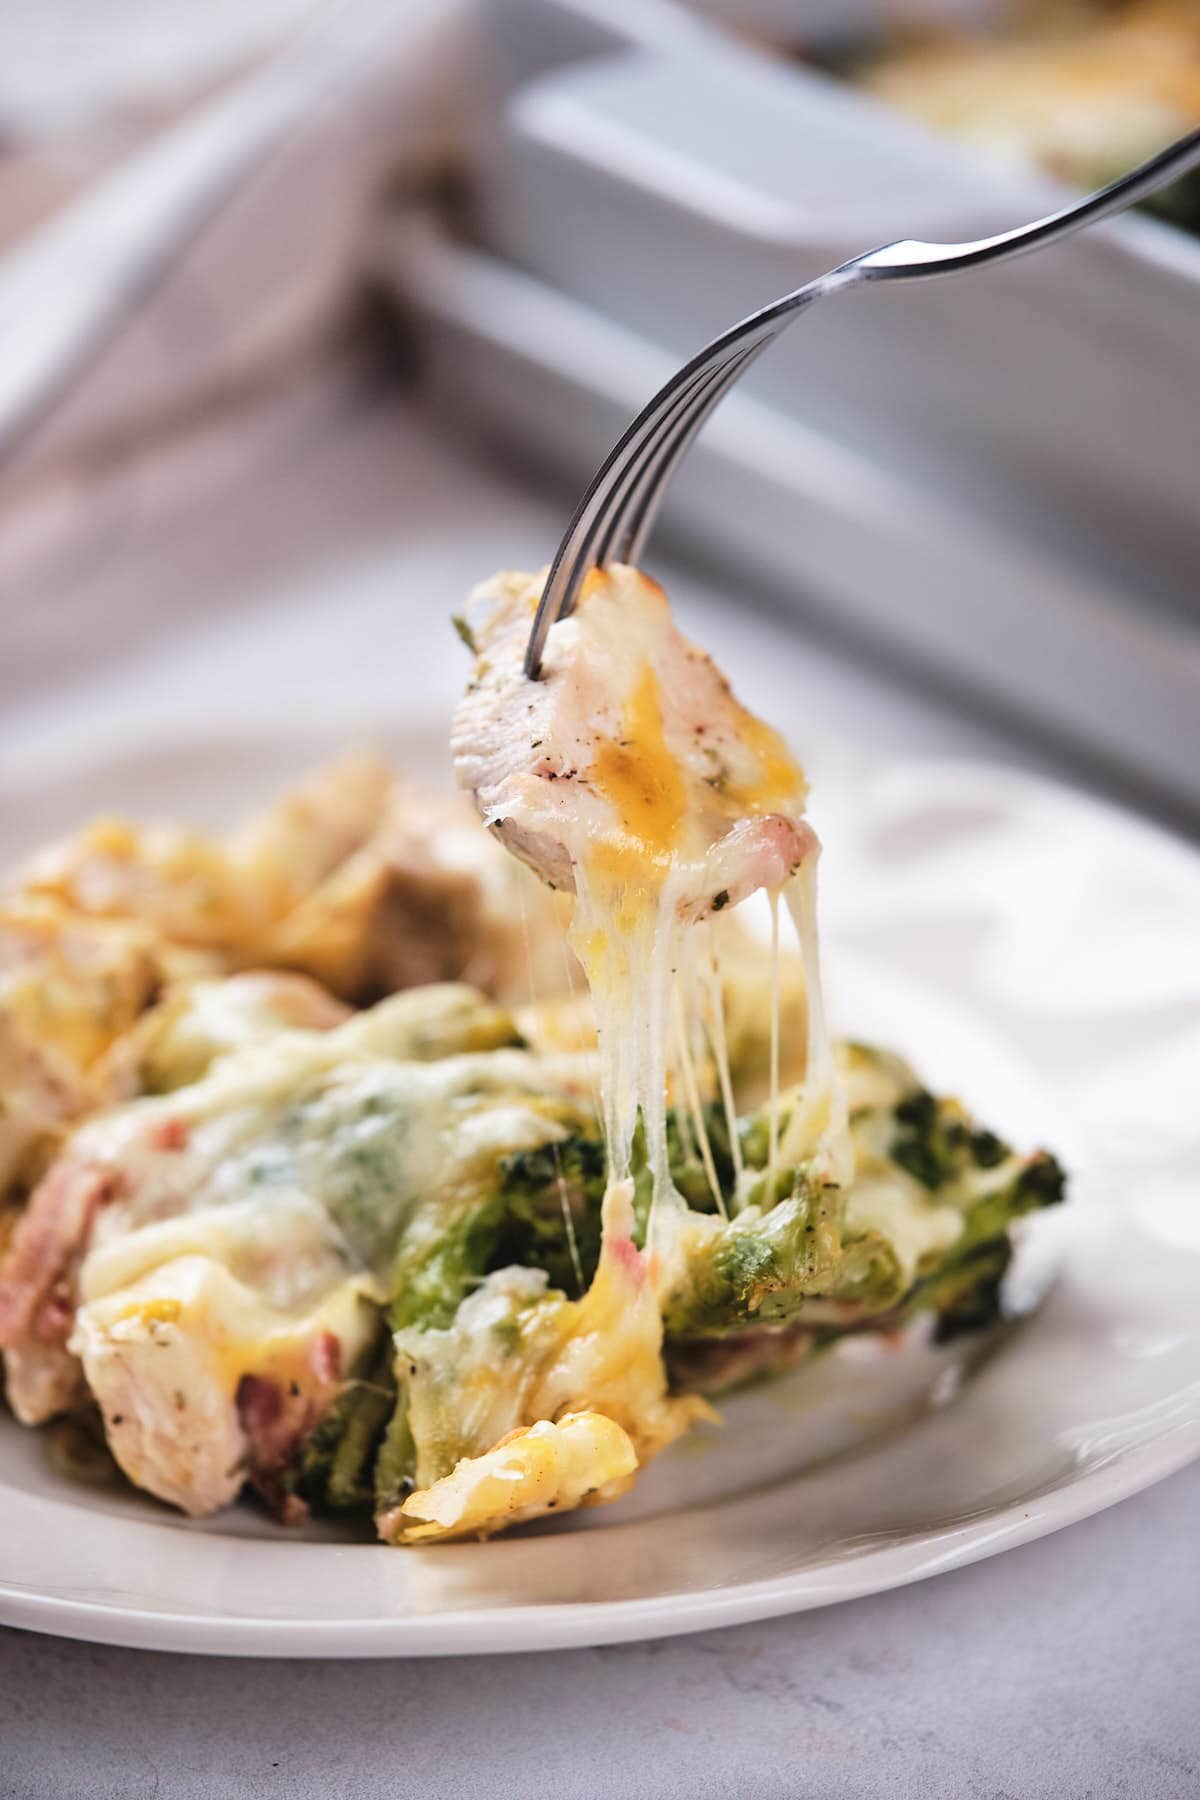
71,1241 -> 377,1518
19,755 -> 392,958
0,895 -> 221,1202
382,1180 -> 712,1534
16,753 -> 573,1009
0,897 -> 181,1074
389,1411 -> 637,1544
0,970 -> 351,1420
0,1011 -> 88,1198
0,775 -> 400,1424
0,978 -> 535,1390
372,786 -> 575,1004
259,783 -> 573,1005
453,565 -> 830,1208
2,982 -> 590,1502
230,752 -> 394,905
96,970 -> 350,1100
452,566 -> 818,920
1,1339 -> 90,1423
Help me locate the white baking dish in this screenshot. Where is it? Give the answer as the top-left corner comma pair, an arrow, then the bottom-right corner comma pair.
373,0 -> 1199,805
478,0 -> 1200,619
375,212 -> 1200,809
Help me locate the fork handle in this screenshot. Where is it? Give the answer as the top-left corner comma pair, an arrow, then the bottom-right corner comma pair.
526,124 -> 1200,678
850,125 -> 1200,282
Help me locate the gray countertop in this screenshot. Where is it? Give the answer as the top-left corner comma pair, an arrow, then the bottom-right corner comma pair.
1,362 -> 1196,1798
3,1464 -> 1197,1800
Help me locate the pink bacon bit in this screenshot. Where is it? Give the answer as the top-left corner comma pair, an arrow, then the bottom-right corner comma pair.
34,1283 -> 77,1342
680,815 -> 820,923
148,1116 -> 189,1152
237,1340 -> 346,1521
609,1233 -> 646,1285
310,1330 -> 341,1384
235,1373 -> 282,1435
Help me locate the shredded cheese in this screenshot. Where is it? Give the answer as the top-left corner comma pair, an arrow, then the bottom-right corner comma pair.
455,564 -> 851,1288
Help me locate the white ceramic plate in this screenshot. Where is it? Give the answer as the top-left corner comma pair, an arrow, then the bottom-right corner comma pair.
1,719 -> 1198,1657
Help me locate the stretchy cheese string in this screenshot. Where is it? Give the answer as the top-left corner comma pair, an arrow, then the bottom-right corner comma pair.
781,861 -> 851,1188
767,888 -> 781,1207
698,936 -> 744,1198
518,874 -> 584,1293
671,978 -> 726,1219
517,579 -> 848,1287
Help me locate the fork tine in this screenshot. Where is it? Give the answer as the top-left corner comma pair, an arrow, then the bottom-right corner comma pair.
525,123 -> 1200,681
525,307 -> 802,675
608,340 -> 768,568
524,347 -> 742,676
592,348 -> 758,569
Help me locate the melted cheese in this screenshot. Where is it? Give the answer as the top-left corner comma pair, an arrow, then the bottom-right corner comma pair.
71,1252 -> 376,1516
456,564 -> 851,1311
725,707 -> 807,816
590,665 -> 687,871
393,1410 -> 638,1543
57,987 -> 599,1516
390,1179 -> 709,1511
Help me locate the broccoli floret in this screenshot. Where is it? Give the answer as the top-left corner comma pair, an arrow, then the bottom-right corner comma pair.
390,1106 -> 736,1316
1010,1150 -> 1067,1210
901,1152 -> 1063,1343
495,1135 -> 608,1293
662,1084 -> 1065,1371
926,1237 -> 1013,1343
970,1129 -> 1009,1169
372,1052 -> 1066,1498
373,1104 -> 736,1495
283,1331 -> 396,1515
662,1172 -> 905,1337
890,1087 -> 1014,1190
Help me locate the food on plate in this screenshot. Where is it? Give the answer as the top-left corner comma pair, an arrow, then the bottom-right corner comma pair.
849,2 -> 1200,235
0,571 -> 1064,1543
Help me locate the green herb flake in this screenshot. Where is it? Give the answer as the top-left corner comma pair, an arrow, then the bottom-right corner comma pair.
451,614 -> 478,654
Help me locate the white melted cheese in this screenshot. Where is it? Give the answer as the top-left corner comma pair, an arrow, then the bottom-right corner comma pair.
78,999 -> 593,1282
457,565 -> 852,1285
64,987 -> 598,1515
71,1252 -> 377,1517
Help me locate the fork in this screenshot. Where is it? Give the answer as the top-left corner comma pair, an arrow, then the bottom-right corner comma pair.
524,125 -> 1200,678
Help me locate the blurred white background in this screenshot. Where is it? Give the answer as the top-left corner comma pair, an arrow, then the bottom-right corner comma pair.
1,0 -> 1197,824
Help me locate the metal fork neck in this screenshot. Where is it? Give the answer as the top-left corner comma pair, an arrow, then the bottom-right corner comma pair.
524,124 -> 1200,679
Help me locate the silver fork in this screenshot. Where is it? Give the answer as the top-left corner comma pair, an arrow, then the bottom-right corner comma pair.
524,126 -> 1200,678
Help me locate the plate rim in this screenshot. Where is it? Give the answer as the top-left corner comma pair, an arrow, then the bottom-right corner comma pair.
2,718 -> 1198,1657
2,1418 -> 1198,1657
4,706 -> 1197,882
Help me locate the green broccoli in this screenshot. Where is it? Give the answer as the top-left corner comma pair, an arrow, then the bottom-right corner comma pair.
283,1331 -> 397,1515
268,1020 -> 1065,1513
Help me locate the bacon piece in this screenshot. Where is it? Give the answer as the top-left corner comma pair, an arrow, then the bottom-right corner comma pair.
452,566 -> 816,919
236,1373 -> 282,1434
0,1161 -> 113,1349
0,1011 -> 88,1193
236,1356 -> 345,1517
310,1330 -> 341,1384
148,1116 -> 188,1152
